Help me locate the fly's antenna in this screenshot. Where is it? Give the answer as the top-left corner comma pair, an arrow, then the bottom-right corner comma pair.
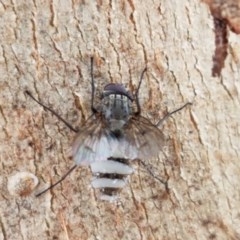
156,102 -> 192,127
135,67 -> 147,116
90,57 -> 98,114
36,165 -> 77,197
25,91 -> 78,133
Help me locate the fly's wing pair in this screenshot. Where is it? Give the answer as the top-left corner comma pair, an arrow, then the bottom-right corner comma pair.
72,114 -> 165,165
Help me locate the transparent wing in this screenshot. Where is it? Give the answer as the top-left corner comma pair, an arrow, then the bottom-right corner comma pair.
72,116 -> 118,165
123,116 -> 165,160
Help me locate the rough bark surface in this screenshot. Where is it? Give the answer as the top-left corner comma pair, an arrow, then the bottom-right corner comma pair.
0,1 -> 240,240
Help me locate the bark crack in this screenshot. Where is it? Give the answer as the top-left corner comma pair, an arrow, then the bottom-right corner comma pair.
0,214 -> 7,240
49,0 -> 56,27
220,78 -> 234,100
49,37 -> 65,62
30,17 -> 38,55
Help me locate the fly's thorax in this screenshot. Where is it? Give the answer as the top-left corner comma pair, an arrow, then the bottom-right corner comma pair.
101,93 -> 133,126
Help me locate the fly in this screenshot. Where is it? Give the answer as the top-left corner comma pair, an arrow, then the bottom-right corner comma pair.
26,57 -> 191,201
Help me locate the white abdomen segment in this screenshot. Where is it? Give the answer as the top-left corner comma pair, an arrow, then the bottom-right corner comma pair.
91,160 -> 133,174
90,159 -> 134,201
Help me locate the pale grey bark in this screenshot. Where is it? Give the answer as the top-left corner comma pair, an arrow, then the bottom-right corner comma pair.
0,1 -> 240,240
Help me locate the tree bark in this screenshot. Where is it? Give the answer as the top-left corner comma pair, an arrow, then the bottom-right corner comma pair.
1,1 -> 240,239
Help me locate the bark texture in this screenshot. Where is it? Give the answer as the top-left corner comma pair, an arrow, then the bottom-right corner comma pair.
0,1 -> 240,240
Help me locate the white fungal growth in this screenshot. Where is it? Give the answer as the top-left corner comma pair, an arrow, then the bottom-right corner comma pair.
7,172 -> 39,196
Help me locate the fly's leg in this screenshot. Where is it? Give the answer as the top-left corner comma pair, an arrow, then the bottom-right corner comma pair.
25,91 -> 79,133
138,159 -> 169,192
134,67 -> 147,116
26,57 -> 99,131
90,57 -> 98,114
36,165 -> 77,197
25,91 -> 79,196
157,102 -> 192,127
138,102 -> 191,192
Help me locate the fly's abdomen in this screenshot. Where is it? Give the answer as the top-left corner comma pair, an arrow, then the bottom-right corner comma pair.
90,158 -> 133,201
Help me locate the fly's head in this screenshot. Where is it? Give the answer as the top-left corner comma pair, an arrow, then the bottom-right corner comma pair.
101,83 -> 134,132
